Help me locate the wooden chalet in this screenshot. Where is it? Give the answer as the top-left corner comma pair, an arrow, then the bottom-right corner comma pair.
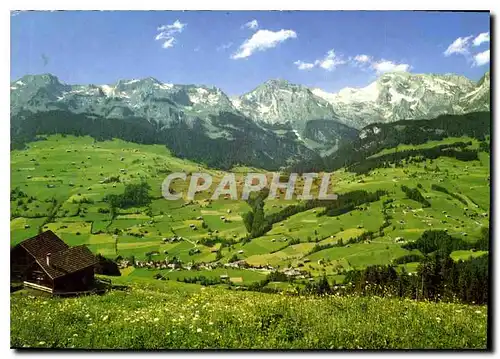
11,230 -> 98,294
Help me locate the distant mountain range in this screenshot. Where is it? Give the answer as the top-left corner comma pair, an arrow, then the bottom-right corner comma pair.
312,71 -> 490,129
10,71 -> 490,169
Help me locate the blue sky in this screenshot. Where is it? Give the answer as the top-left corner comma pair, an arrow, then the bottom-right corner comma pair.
11,11 -> 490,95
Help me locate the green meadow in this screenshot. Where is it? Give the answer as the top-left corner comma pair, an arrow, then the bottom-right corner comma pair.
11,285 -> 487,349
10,134 -> 490,349
11,134 -> 490,271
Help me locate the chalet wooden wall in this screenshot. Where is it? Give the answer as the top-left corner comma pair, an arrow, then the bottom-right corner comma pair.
11,246 -> 34,282
53,267 -> 95,292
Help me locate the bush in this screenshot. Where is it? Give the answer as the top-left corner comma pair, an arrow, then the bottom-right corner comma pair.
392,253 -> 424,264
402,230 -> 471,255
401,185 -> 430,207
105,182 -> 151,209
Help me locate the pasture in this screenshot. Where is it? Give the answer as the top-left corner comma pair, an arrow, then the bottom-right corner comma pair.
10,285 -> 488,349
11,135 -> 490,281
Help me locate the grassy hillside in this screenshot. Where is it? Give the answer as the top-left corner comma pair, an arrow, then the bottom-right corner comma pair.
10,134 -> 490,277
11,285 -> 487,349
10,131 -> 491,349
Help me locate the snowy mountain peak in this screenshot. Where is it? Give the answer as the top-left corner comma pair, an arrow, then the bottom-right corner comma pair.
314,81 -> 380,105
312,72 -> 484,128
264,78 -> 291,86
234,79 -> 338,127
10,71 -> 489,155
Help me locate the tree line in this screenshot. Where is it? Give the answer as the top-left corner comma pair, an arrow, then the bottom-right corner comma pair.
348,143 -> 478,175
401,185 -> 431,207
10,109 -> 319,171
335,253 -> 488,305
104,182 -> 152,213
431,184 -> 468,205
402,229 -> 489,254
242,189 -> 387,239
290,111 -> 490,174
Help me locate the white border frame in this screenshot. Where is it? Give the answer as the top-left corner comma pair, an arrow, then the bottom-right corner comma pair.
2,2 -> 497,358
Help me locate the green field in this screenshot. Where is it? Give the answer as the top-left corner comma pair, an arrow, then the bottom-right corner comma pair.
114,266 -> 267,285
367,136 -> 482,159
11,134 -> 490,274
10,134 -> 490,349
11,285 -> 487,349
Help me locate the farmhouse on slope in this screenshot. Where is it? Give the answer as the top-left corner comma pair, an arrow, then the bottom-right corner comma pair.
10,230 -> 98,294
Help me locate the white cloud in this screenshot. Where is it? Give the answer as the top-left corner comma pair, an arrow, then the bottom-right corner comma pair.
371,60 -> 411,74
217,42 -> 233,51
294,49 -> 346,71
155,20 -> 187,49
295,50 -> 412,76
244,19 -> 259,30
353,54 -> 372,64
473,32 -> 490,47
352,55 -> 410,74
473,49 -> 490,66
294,60 -> 315,70
316,50 -> 346,71
231,29 -> 297,59
161,37 -> 175,49
444,35 -> 473,56
443,32 -> 491,67
157,20 -> 186,32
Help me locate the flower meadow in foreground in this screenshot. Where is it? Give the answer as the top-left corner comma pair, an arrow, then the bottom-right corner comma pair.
11,286 -> 487,350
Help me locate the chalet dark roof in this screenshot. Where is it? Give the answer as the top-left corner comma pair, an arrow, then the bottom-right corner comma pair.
35,258 -> 66,279
14,230 -> 98,279
50,246 -> 98,277
18,230 -> 69,259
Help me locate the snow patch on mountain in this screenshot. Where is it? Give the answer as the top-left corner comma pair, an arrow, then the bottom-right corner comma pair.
312,72 -> 486,128
100,85 -> 116,97
236,79 -> 340,127
231,97 -> 242,109
388,87 -> 414,104
314,81 -> 380,104
154,83 -> 174,90
293,129 -> 303,141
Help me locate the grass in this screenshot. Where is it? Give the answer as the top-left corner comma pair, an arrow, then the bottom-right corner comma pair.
10,286 -> 487,349
450,250 -> 488,261
9,134 -> 491,350
367,137 -> 482,159
11,135 -> 490,269
114,267 -> 267,285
